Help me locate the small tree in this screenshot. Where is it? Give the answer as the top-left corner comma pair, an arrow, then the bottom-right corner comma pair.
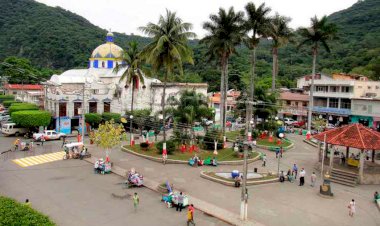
90,120 -> 126,160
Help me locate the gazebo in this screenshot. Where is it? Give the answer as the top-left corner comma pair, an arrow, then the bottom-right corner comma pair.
313,123 -> 380,184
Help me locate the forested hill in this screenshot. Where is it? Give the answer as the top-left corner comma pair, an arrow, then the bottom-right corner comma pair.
0,0 -> 379,90
0,0 -> 150,69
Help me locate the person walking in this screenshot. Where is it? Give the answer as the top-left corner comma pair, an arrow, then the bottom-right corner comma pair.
280,146 -> 283,158
348,199 -> 355,217
299,168 -> 306,186
61,136 -> 66,148
40,136 -> 45,146
187,204 -> 195,226
133,192 -> 139,212
275,148 -> 279,158
262,155 -> 266,167
176,192 -> 184,212
292,164 -> 298,179
310,172 -> 317,187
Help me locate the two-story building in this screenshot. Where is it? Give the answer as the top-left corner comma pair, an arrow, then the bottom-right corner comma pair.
297,73 -> 380,128
3,84 -> 44,107
278,89 -> 308,122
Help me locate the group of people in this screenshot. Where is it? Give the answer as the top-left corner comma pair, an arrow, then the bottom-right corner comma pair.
13,138 -> 33,151
278,164 -> 317,187
189,154 -> 217,167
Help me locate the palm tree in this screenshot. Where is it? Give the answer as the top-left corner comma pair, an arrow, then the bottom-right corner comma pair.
114,41 -> 144,114
243,2 -> 271,129
298,16 -> 337,131
139,9 -> 195,147
268,14 -> 293,91
201,7 -> 245,136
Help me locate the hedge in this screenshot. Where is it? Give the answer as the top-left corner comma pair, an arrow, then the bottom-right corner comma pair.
0,196 -> 55,226
102,112 -> 121,123
85,113 -> 102,127
3,100 -> 19,107
11,110 -> 51,128
0,95 -> 15,102
9,104 -> 39,114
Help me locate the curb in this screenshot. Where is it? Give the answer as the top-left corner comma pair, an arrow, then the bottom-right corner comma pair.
200,171 -> 279,187
121,146 -> 260,165
303,139 -> 318,147
256,142 -> 294,151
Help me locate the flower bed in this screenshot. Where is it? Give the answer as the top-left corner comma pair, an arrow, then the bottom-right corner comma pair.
201,171 -> 279,186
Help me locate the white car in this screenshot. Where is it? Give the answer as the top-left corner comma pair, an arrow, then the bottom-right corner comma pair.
283,118 -> 295,125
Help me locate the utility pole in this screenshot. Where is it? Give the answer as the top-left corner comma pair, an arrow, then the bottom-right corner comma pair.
240,100 -> 249,220
81,83 -> 86,143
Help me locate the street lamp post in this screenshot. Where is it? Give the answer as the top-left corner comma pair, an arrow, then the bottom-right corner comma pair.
278,133 -> 284,174
129,115 -> 134,146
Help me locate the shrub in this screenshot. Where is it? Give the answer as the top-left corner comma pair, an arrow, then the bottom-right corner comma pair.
0,95 -> 15,102
9,103 -> 39,114
102,112 -> 121,123
140,142 -> 149,149
11,110 -> 51,128
156,139 -> 177,155
85,113 -> 102,128
0,196 -> 55,225
2,100 -> 18,107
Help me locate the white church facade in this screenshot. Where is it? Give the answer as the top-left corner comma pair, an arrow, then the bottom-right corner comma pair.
44,32 -> 208,131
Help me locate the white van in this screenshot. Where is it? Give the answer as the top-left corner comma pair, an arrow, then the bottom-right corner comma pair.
1,123 -> 28,136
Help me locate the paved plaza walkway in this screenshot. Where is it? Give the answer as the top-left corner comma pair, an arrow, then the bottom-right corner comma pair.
86,133 -> 380,226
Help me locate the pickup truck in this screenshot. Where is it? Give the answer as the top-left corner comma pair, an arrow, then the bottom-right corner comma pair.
33,130 -> 66,141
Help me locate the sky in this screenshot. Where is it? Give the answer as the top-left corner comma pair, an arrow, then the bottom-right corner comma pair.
36,0 -> 358,38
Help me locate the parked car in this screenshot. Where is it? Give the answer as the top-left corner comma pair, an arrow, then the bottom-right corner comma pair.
33,130 -> 66,141
0,115 -> 10,121
292,121 -> 306,127
283,118 -> 295,125
1,123 -> 28,136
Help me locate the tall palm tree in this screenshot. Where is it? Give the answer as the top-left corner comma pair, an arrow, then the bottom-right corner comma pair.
244,2 -> 271,128
268,14 -> 293,92
139,9 -> 195,147
298,16 -> 337,131
201,7 -> 245,136
114,41 -> 144,114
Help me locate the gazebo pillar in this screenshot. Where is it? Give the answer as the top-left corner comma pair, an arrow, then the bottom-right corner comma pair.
359,149 -> 365,184
329,144 -> 334,172
372,149 -> 375,163
346,147 -> 349,159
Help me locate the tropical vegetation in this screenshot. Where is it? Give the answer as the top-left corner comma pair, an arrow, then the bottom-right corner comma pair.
11,110 -> 51,128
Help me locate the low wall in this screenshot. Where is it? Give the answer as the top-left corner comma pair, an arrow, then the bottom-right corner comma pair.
362,173 -> 380,185
121,146 -> 260,165
200,171 -> 279,186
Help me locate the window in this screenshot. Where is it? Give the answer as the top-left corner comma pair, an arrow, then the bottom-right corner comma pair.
316,86 -> 326,92
12,91 -> 17,95
59,103 -> 67,117
295,101 -> 298,106
104,102 -> 110,113
329,98 -> 338,108
330,86 -> 338,92
101,62 -> 105,68
368,86 -> 371,90
286,101 -> 291,105
341,99 -> 351,109
341,86 -> 350,93
303,102 -> 308,107
74,102 -> 82,116
89,102 -> 97,113
92,89 -> 99,94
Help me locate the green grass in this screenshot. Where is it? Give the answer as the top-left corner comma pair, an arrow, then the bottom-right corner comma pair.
205,172 -> 278,182
225,130 -> 244,141
0,196 -> 55,225
125,145 -> 259,162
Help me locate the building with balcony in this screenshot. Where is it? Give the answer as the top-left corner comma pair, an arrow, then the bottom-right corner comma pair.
45,32 -> 208,133
297,73 -> 380,128
278,90 -> 308,122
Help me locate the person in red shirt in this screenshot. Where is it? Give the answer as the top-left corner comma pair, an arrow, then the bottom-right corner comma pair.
162,149 -> 167,165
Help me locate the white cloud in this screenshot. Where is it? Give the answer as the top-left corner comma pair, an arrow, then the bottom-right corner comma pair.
36,0 -> 358,38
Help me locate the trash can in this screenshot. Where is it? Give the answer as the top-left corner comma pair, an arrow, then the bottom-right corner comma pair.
254,168 -> 258,173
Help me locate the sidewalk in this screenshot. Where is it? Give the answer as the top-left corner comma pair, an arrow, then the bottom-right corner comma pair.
84,153 -> 261,226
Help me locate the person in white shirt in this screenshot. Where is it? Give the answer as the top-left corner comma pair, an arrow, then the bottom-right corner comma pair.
262,155 -> 266,167
299,168 -> 306,186
348,199 -> 355,217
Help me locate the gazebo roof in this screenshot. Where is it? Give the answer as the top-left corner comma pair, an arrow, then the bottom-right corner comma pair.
313,123 -> 380,150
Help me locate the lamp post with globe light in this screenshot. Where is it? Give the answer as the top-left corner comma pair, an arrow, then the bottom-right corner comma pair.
129,115 -> 134,146
278,133 -> 284,174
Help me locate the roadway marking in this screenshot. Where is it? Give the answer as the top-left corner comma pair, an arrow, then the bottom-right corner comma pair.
12,151 -> 65,168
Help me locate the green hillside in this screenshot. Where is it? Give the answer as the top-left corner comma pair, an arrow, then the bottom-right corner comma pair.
0,0 -> 379,89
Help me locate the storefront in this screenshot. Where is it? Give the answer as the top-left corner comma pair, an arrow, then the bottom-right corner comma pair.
350,115 -> 373,127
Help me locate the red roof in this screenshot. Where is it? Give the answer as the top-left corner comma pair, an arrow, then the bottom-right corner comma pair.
279,92 -> 309,102
313,123 -> 380,150
4,84 -> 43,90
